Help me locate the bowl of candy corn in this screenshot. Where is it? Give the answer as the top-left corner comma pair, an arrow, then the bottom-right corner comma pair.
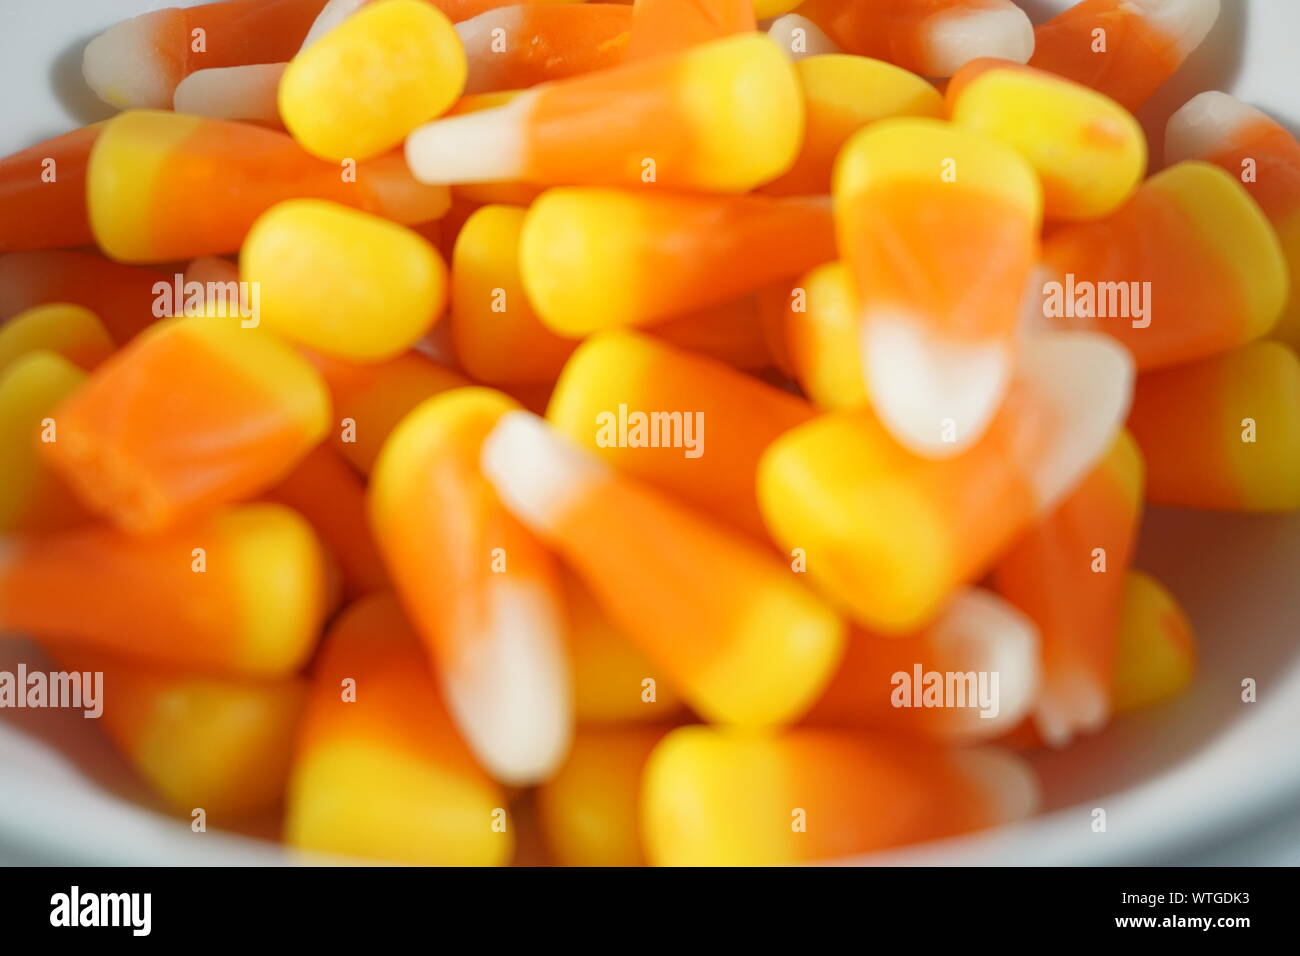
1,0 -> 1298,867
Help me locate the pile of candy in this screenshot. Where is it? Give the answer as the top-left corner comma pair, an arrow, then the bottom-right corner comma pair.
1,0 -> 1297,866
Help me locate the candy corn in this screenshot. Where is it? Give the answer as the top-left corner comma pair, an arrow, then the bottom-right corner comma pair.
805,588 -> 1040,742
1126,341 -> 1300,511
758,332 -> 1133,633
1112,570 -> 1196,713
537,726 -> 667,866
520,188 -> 835,335
642,725 -> 1038,865
279,0 -> 467,161
562,570 -> 685,724
992,430 -> 1144,746
546,331 -> 814,538
766,261 -> 867,410
82,0 -> 328,109
481,410 -> 846,726
48,645 -> 307,820
458,4 -> 632,94
946,58 -> 1146,221
242,199 -> 448,360
834,118 -> 1043,455
793,0 -> 1034,78
43,317 -> 331,535
370,388 -> 572,784
0,351 -> 91,533
0,125 -> 100,253
0,503 -> 330,677
450,204 -> 578,386
761,54 -> 944,197
285,592 -> 511,864
1166,91 -> 1300,350
405,33 -> 803,192
1039,162 -> 1287,370
1029,0 -> 1220,112
0,304 -> 114,373
87,111 -> 449,263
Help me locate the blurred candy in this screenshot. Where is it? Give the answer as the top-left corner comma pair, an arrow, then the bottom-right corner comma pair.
642,725 -> 1037,865
537,726 -> 667,866
309,349 -> 469,472
405,34 -> 802,192
762,54 -> 943,197
285,592 -> 512,864
481,410 -> 845,726
766,261 -> 867,410
1166,91 -> 1300,350
947,58 -> 1146,221
520,188 -> 835,334
48,645 -> 307,820
794,0 -> 1033,77
0,125 -> 101,253
87,111 -> 449,262
1040,162 -> 1287,370
82,0 -> 328,109
1112,570 -> 1196,713
0,503 -> 329,676
546,331 -> 813,538
834,118 -> 1042,456
242,199 -> 448,360
562,569 -> 686,724
43,317 -> 330,534
805,588 -> 1039,742
0,251 -> 168,345
992,430 -> 1144,746
0,304 -> 114,373
1126,341 -> 1300,511
758,333 -> 1133,633
0,351 -> 92,533
267,444 -> 389,599
173,63 -> 290,124
279,0 -> 467,161
626,0 -> 753,60
370,388 -> 572,784
458,4 -> 632,94
1028,0 -> 1220,112
450,204 -> 577,386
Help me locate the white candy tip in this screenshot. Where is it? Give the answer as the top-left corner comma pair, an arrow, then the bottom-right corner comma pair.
952,747 -> 1041,825
444,578 -> 573,786
863,315 -> 1012,459
1165,90 -> 1265,165
1033,671 -> 1110,749
1018,331 -> 1134,512
923,4 -> 1035,77
83,17 -> 174,109
173,64 -> 285,123
1132,0 -> 1221,58
481,410 -> 606,535
767,14 -> 841,61
404,94 -> 533,185
932,589 -> 1040,738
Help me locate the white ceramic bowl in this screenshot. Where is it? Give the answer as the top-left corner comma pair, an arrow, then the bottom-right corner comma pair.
2,0 -> 1299,865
